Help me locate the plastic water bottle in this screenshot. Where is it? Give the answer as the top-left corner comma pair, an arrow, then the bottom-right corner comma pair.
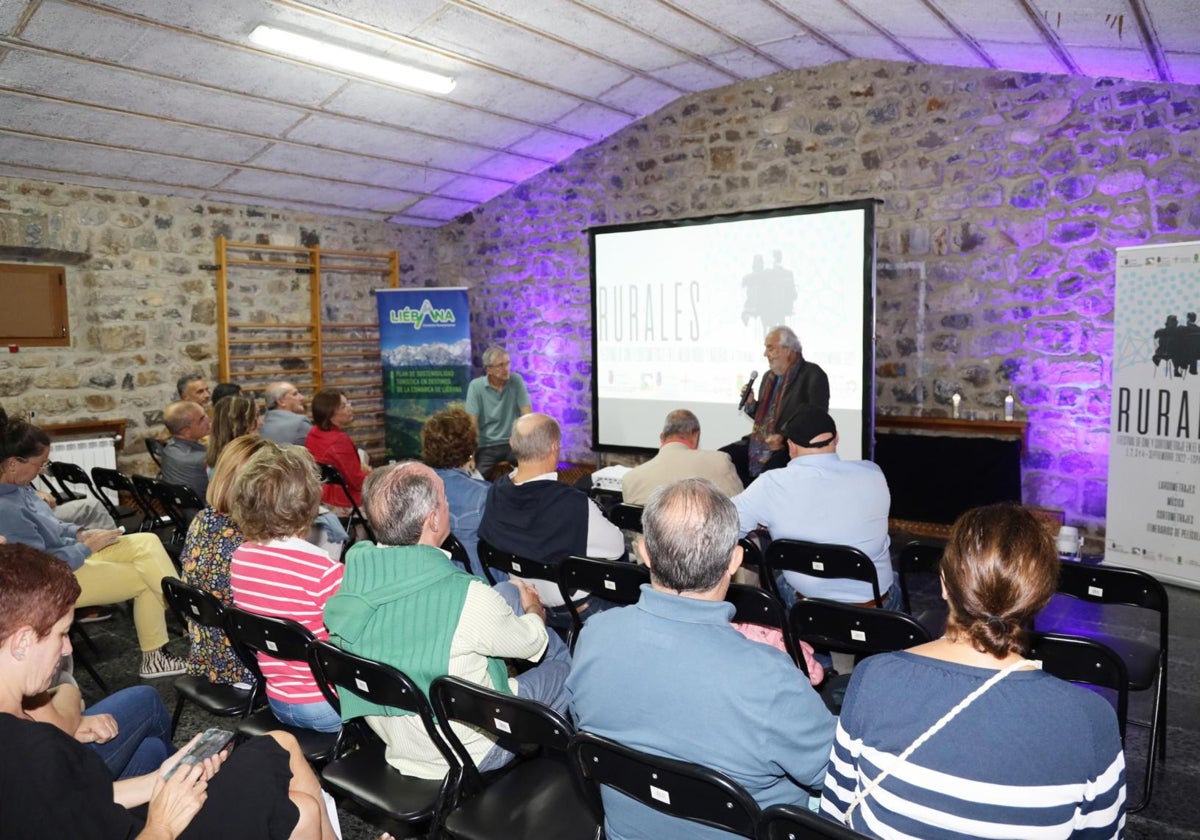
1004,390 -> 1015,422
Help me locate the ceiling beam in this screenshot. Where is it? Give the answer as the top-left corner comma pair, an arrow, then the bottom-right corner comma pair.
1015,0 -> 1082,74
1127,0 -> 1173,82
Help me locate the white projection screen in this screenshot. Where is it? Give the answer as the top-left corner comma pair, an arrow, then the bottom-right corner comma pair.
590,199 -> 876,461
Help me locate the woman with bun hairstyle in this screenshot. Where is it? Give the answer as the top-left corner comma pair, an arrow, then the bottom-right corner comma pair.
821,503 -> 1126,838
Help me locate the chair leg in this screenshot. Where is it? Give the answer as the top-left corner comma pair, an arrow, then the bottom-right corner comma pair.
171,694 -> 187,738
74,648 -> 111,694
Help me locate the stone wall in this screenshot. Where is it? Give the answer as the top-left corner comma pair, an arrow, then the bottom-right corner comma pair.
0,180 -> 433,473
433,59 -> 1200,532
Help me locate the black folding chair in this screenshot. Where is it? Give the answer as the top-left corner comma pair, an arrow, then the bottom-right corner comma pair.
442,533 -> 472,574
765,539 -> 883,607
725,583 -> 805,674
1027,632 -> 1128,742
430,676 -> 598,840
91,466 -> 160,532
317,462 -> 376,553
160,578 -> 260,736
49,460 -> 137,526
131,475 -> 202,548
895,540 -> 947,635
569,731 -> 761,838
477,538 -> 559,588
222,606 -> 338,763
308,641 -> 460,837
145,437 -> 165,471
757,802 -> 865,840
1035,561 -> 1168,811
557,556 -> 649,650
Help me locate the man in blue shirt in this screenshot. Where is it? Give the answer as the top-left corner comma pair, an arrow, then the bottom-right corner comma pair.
465,345 -> 531,479
567,478 -> 834,840
733,407 -> 897,609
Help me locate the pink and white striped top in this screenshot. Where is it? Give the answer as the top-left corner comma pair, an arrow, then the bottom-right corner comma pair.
230,536 -> 344,704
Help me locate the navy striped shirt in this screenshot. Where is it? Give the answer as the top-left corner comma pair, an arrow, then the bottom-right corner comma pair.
821,651 -> 1125,839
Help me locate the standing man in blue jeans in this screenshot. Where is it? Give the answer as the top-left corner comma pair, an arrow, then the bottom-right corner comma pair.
465,346 -> 531,480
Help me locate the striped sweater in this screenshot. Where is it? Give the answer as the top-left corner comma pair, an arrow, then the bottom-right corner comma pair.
230,536 -> 344,703
821,651 -> 1125,839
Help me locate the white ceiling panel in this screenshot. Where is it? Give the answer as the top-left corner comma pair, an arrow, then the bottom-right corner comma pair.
0,133 -> 235,186
0,0 -> 1187,224
0,92 -> 268,163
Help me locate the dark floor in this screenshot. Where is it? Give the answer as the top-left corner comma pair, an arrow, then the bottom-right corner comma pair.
73,567 -> 1199,839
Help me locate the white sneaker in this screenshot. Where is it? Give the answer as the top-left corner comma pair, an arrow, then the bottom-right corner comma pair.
139,649 -> 186,679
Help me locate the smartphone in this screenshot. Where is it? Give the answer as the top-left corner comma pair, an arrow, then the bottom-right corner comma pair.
162,728 -> 235,779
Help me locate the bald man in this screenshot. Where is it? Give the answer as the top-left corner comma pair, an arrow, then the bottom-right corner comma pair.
161,400 -> 211,498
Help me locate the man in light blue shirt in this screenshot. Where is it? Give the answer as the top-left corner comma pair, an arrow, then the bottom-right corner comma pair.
568,478 -> 834,840
733,407 -> 897,608
465,346 -> 531,479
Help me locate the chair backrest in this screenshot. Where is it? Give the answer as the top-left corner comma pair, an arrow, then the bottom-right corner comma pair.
162,576 -> 227,630
756,802 -> 865,840
441,533 -> 471,573
1056,561 -> 1169,625
37,474 -> 72,505
307,640 -> 459,771
45,460 -> 89,502
1028,632 -> 1129,741
765,539 -> 883,607
607,503 -> 644,533
317,462 -> 377,544
557,556 -> 650,647
430,675 -> 574,789
145,437 -> 165,469
477,538 -> 559,587
132,475 -> 201,543
569,731 -> 761,838
789,598 -> 931,658
896,540 -> 944,613
223,606 -> 318,690
725,583 -> 803,673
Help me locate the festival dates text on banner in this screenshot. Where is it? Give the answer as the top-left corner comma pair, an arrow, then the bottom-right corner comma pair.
377,287 -> 471,461
1108,242 -> 1200,590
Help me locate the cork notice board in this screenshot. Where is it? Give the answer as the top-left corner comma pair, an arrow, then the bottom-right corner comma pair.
0,263 -> 69,346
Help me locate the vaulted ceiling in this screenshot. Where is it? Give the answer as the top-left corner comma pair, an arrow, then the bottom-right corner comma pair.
1,0 -> 1195,227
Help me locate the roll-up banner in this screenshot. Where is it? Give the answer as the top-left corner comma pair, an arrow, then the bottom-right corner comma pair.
1107,242 -> 1200,590
377,287 -> 471,461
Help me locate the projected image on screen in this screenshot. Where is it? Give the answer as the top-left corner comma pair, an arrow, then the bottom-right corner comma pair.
590,200 -> 875,460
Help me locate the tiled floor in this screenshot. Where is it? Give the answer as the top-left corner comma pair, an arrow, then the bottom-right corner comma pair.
73,573 -> 1199,839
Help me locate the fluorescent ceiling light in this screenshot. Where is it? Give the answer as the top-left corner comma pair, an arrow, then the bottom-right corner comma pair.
249,25 -> 455,95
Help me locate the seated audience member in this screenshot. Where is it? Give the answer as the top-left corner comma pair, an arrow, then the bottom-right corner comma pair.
229,443 -> 343,733
478,413 -> 624,625
210,382 -> 243,405
0,542 -> 339,840
205,394 -> 262,473
465,345 -> 532,480
733,406 -> 898,610
621,409 -> 743,504
176,373 -> 212,408
324,462 -> 570,779
260,381 -> 313,446
567,479 -> 835,840
182,436 -> 268,687
421,406 -> 491,579
305,389 -> 370,508
821,504 -> 1126,836
0,409 -> 185,679
162,400 -> 212,499
43,489 -> 117,530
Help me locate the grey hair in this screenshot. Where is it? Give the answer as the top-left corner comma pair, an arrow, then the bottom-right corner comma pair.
643,478 -> 739,593
481,346 -> 509,368
163,400 -> 202,435
661,409 -> 700,439
767,325 -> 802,353
510,413 -> 559,462
362,461 -> 441,546
176,373 -> 204,399
264,381 -> 292,409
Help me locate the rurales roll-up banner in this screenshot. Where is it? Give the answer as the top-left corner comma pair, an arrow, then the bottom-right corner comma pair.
1108,242 -> 1200,590
377,287 -> 471,461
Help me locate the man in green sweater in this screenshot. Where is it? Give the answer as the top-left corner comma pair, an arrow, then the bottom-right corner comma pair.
323,461 -> 571,780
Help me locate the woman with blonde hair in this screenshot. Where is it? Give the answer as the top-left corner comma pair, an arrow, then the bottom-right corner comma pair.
229,443 -> 343,733
181,435 -> 269,685
821,504 -> 1125,837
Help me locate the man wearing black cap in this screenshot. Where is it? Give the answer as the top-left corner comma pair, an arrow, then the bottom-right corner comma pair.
732,406 -> 898,610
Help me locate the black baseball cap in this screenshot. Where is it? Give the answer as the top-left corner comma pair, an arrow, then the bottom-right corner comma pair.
781,407 -> 837,448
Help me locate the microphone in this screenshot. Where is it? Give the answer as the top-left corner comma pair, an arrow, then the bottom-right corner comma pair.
737,370 -> 759,411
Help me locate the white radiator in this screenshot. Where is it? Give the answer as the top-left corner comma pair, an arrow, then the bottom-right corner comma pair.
50,436 -> 119,502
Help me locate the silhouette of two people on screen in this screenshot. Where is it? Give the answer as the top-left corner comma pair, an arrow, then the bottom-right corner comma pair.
1153,312 -> 1200,377
741,251 -> 797,331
